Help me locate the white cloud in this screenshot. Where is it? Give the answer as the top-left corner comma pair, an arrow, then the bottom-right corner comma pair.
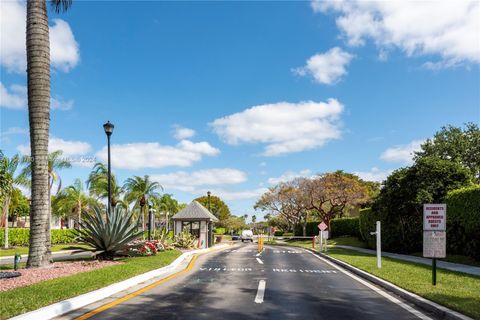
354,167 -> 393,182
0,0 -> 79,73
151,168 -> 247,192
96,140 -> 220,170
314,0 -> 480,66
0,83 -> 74,110
17,137 -> 92,157
294,47 -> 354,84
0,83 -> 27,109
380,139 -> 425,164
173,126 -> 196,140
268,169 -> 312,185
51,96 -> 74,110
211,99 -> 344,156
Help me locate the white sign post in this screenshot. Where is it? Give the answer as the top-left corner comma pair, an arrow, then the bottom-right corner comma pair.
318,222 -> 328,254
370,221 -> 381,268
423,204 -> 446,285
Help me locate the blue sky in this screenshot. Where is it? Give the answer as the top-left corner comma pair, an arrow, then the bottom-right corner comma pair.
1,1 -> 479,218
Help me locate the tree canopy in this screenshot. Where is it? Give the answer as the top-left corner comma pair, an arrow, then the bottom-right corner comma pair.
195,195 -> 231,225
414,123 -> 480,181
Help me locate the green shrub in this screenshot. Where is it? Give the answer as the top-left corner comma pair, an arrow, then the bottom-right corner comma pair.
274,230 -> 284,236
330,217 -> 360,238
359,208 -> 377,249
445,186 -> 480,260
0,228 -> 78,247
213,227 -> 226,235
283,232 -> 294,236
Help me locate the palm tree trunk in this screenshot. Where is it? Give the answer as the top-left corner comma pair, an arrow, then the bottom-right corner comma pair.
3,197 -> 10,249
26,0 -> 52,268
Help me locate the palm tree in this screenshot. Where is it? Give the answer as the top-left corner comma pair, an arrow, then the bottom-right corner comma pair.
152,194 -> 180,233
86,163 -> 123,208
53,179 -> 98,228
22,150 -> 71,265
124,175 -> 162,231
26,0 -> 73,267
0,153 -> 28,248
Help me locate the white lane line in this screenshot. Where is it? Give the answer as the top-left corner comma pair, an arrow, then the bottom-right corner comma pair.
255,248 -> 265,256
256,258 -> 264,265
304,249 -> 432,320
254,280 -> 266,304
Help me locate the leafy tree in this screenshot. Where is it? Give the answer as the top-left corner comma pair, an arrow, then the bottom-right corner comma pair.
374,157 -> 473,253
124,175 -> 162,231
26,0 -> 73,268
53,179 -> 98,228
86,163 -> 123,208
414,123 -> 480,181
195,195 -> 231,225
9,188 -> 30,225
151,194 -> 180,232
300,171 -> 370,230
223,216 -> 247,232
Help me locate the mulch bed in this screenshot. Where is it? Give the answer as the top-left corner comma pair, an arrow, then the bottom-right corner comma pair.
0,260 -> 119,292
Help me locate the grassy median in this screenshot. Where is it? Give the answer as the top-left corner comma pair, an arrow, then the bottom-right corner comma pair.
0,250 -> 181,319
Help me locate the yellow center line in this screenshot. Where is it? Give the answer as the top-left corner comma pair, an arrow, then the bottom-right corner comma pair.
76,245 -> 232,320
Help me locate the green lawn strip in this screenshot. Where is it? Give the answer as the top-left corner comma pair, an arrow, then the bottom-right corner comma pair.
0,250 -> 181,319
411,252 -> 480,268
326,247 -> 480,319
1,244 -> 91,257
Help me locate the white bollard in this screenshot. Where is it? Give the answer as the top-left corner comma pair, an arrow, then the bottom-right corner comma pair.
370,221 -> 381,268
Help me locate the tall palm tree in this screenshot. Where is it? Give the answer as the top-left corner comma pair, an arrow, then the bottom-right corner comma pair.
22,150 -> 71,265
151,194 -> 180,232
124,175 -> 162,231
86,163 -> 123,208
26,0 -> 73,267
53,179 -> 98,228
0,153 -> 28,248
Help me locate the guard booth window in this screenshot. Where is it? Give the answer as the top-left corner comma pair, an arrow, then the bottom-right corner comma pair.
182,221 -> 200,238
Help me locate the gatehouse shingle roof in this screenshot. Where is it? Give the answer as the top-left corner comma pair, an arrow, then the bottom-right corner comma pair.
171,201 -> 219,222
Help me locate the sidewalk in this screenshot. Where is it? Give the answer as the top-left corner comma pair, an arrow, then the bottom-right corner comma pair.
0,250 -> 93,265
335,245 -> 480,276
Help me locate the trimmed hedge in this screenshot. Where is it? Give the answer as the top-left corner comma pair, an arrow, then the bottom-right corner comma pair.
330,217 -> 360,238
294,217 -> 360,237
0,228 -> 77,247
359,208 -> 378,249
274,230 -> 284,236
445,186 -> 480,260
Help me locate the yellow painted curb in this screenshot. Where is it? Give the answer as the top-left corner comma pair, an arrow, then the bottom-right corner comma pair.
76,245 -> 230,320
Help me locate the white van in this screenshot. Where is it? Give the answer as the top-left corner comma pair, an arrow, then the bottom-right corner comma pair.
241,230 -> 254,242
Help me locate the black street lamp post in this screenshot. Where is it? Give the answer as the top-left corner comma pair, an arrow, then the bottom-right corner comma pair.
103,121 -> 114,216
148,205 -> 155,241
207,191 -> 212,248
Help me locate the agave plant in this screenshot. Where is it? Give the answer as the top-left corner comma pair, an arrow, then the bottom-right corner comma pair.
174,228 -> 198,249
75,206 -> 143,260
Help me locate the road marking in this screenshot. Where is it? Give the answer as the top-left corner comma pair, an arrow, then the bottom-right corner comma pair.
256,258 -> 264,264
304,249 -> 432,320
255,248 -> 265,256
254,280 -> 266,304
75,255 -> 198,320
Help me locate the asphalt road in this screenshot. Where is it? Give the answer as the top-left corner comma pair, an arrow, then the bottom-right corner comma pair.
83,242 -> 433,320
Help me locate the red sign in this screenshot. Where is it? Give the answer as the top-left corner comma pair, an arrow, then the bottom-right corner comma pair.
318,222 -> 328,231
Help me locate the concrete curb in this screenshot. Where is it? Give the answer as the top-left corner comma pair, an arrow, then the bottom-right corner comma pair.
10,244 -> 230,320
306,248 -> 473,320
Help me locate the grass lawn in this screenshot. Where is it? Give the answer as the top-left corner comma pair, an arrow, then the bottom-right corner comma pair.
0,250 -> 181,319
0,244 -> 91,257
325,247 -> 480,319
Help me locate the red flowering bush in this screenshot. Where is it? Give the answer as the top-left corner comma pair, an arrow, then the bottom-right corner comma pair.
127,240 -> 164,256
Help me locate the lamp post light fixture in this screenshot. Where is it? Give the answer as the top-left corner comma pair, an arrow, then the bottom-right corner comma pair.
103,121 -> 114,217
207,191 -> 212,248
148,205 -> 156,241
207,191 -> 211,211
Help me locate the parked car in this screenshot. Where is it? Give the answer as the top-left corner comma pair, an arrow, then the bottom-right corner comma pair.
241,230 -> 254,242
231,233 -> 240,241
